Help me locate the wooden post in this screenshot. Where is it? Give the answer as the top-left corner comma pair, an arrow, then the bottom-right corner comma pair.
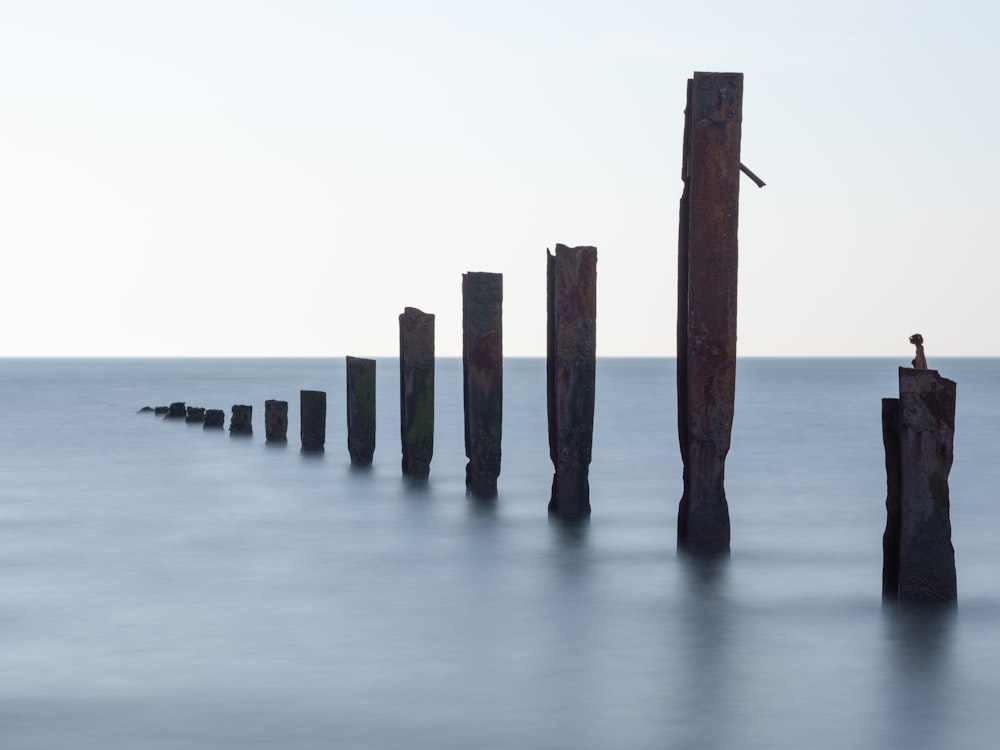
185,406 -> 205,424
300,390 -> 326,453
676,72 -> 743,554
399,307 -> 434,477
265,399 -> 289,443
346,357 -> 376,465
229,404 -> 253,435
547,244 -> 597,520
165,402 -> 186,419
463,272 -> 503,497
882,367 -> 958,605
203,409 -> 225,429
881,398 -> 902,601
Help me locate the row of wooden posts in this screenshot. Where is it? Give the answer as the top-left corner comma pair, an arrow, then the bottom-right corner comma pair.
147,72 -> 958,606
152,248 -> 595,515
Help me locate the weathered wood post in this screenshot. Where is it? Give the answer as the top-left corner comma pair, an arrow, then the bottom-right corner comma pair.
346,357 -> 376,465
463,272 -> 503,497
165,402 -> 186,419
203,409 -> 225,429
265,399 -> 289,443
399,307 -> 434,477
547,244 -> 597,520
185,406 -> 205,424
882,365 -> 957,605
229,404 -> 253,435
676,72 -> 743,554
300,390 -> 326,453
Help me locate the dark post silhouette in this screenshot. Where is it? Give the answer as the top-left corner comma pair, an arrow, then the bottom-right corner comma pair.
399,307 -> 435,477
346,356 -> 376,465
463,272 -> 503,497
185,406 -> 205,424
204,409 -> 225,429
229,405 -> 253,435
300,390 -> 326,453
882,366 -> 958,605
547,244 -> 597,520
165,402 -> 186,419
881,398 -> 902,600
265,399 -> 289,443
676,71 -> 743,555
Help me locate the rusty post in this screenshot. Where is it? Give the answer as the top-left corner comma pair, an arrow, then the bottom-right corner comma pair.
346,356 -> 376,465
399,307 -> 434,477
463,272 -> 503,497
300,390 -> 326,453
165,402 -> 186,419
265,399 -> 289,443
881,398 -> 902,601
882,367 -> 958,605
676,72 -> 743,555
547,244 -> 597,521
229,404 -> 253,436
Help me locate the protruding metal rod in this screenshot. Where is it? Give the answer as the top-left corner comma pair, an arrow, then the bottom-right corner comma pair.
739,162 -> 765,188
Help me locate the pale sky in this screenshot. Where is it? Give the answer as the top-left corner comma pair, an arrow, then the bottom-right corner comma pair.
2,1 -> 997,357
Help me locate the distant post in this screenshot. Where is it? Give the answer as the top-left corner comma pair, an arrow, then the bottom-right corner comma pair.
346,356 -> 376,465
300,390 -> 326,453
185,406 -> 206,424
230,404 -> 253,436
165,402 -> 186,419
203,409 -> 225,429
676,71 -> 743,554
265,399 -> 289,443
463,272 -> 503,497
882,367 -> 958,605
399,307 -> 434,477
547,244 -> 597,520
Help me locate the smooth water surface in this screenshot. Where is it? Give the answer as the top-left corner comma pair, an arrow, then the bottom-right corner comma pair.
1,358 -> 998,749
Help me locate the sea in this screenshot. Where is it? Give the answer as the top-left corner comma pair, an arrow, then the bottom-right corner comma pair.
1,357 -> 998,749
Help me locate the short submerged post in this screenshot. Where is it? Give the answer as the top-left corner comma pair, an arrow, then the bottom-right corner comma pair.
463,272 -> 503,497
882,352 -> 957,605
676,72 -> 743,555
203,409 -> 225,429
399,307 -> 435,477
185,406 -> 205,424
166,402 -> 186,419
300,390 -> 326,453
265,399 -> 289,443
346,356 -> 376,465
546,244 -> 597,520
230,404 -> 253,436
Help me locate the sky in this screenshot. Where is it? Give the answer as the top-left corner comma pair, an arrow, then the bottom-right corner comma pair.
1,0 -> 998,357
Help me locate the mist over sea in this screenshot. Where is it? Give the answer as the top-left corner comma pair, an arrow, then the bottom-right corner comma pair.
1,357 -> 999,749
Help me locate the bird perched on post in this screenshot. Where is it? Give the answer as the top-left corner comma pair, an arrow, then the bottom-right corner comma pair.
909,334 -> 927,370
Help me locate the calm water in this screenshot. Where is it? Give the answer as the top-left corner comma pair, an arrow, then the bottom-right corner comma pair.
1,357 -> 998,749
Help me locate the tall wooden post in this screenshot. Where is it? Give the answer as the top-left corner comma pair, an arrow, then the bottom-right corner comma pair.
547,244 -> 597,520
346,356 -> 376,465
399,307 -> 434,477
676,72 -> 743,554
882,367 -> 958,605
463,272 -> 503,497
300,390 -> 326,453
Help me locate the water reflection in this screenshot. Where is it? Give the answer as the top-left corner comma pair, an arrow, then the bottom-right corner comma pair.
676,555 -> 732,750
880,606 -> 957,748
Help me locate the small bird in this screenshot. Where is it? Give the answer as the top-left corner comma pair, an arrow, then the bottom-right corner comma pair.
909,333 -> 927,370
